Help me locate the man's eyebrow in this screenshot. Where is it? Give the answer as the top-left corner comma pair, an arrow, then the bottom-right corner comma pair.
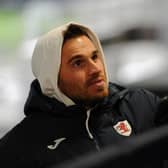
92,50 -> 99,55
67,50 -> 99,63
68,55 -> 83,64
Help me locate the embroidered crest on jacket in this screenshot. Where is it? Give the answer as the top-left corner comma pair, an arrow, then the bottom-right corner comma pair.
113,120 -> 132,136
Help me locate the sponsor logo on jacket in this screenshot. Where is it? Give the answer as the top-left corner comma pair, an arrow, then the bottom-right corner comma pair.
47,137 -> 66,150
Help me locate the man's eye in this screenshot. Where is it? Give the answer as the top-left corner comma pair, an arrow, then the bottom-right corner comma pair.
73,60 -> 82,67
92,54 -> 98,60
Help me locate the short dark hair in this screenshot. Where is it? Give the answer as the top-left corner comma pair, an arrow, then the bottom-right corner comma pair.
63,25 -> 90,44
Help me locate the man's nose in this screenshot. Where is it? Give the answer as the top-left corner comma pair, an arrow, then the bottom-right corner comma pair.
88,60 -> 101,76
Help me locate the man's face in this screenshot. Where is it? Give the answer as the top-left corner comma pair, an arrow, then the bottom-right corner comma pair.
58,35 -> 108,105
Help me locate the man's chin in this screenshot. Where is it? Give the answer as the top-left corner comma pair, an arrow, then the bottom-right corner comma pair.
85,91 -> 108,106
71,87 -> 109,106
91,87 -> 109,98
73,93 -> 107,107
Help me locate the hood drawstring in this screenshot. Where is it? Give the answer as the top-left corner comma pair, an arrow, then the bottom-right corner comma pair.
86,109 -> 93,139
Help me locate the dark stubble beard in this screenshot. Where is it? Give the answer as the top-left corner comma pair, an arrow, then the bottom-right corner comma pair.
71,87 -> 109,108
72,96 -> 106,108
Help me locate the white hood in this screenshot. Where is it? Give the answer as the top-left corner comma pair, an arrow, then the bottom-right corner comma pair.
31,21 -> 109,106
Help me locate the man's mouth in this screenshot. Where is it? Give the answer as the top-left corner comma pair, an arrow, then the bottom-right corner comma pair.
87,78 -> 105,87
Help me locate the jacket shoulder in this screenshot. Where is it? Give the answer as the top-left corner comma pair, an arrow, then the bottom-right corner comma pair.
109,82 -> 160,104
125,87 -> 160,107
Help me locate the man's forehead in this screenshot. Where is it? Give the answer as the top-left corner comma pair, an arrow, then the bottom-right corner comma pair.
62,36 -> 97,56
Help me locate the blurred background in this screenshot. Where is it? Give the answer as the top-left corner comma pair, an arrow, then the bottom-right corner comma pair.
0,0 -> 168,138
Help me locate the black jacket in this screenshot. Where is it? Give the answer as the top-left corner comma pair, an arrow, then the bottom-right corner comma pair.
0,80 -> 167,168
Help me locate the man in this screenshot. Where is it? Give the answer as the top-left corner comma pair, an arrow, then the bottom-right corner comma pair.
0,22 -> 167,168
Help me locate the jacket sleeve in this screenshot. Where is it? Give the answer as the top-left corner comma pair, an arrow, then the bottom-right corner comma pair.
140,89 -> 168,126
155,96 -> 168,126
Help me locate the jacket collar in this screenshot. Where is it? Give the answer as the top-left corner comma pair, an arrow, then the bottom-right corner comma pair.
24,80 -> 125,117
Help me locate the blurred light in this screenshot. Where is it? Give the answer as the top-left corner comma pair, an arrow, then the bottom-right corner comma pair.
117,57 -> 164,84
0,66 -> 22,126
0,67 -> 20,102
19,38 -> 37,59
116,42 -> 168,85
